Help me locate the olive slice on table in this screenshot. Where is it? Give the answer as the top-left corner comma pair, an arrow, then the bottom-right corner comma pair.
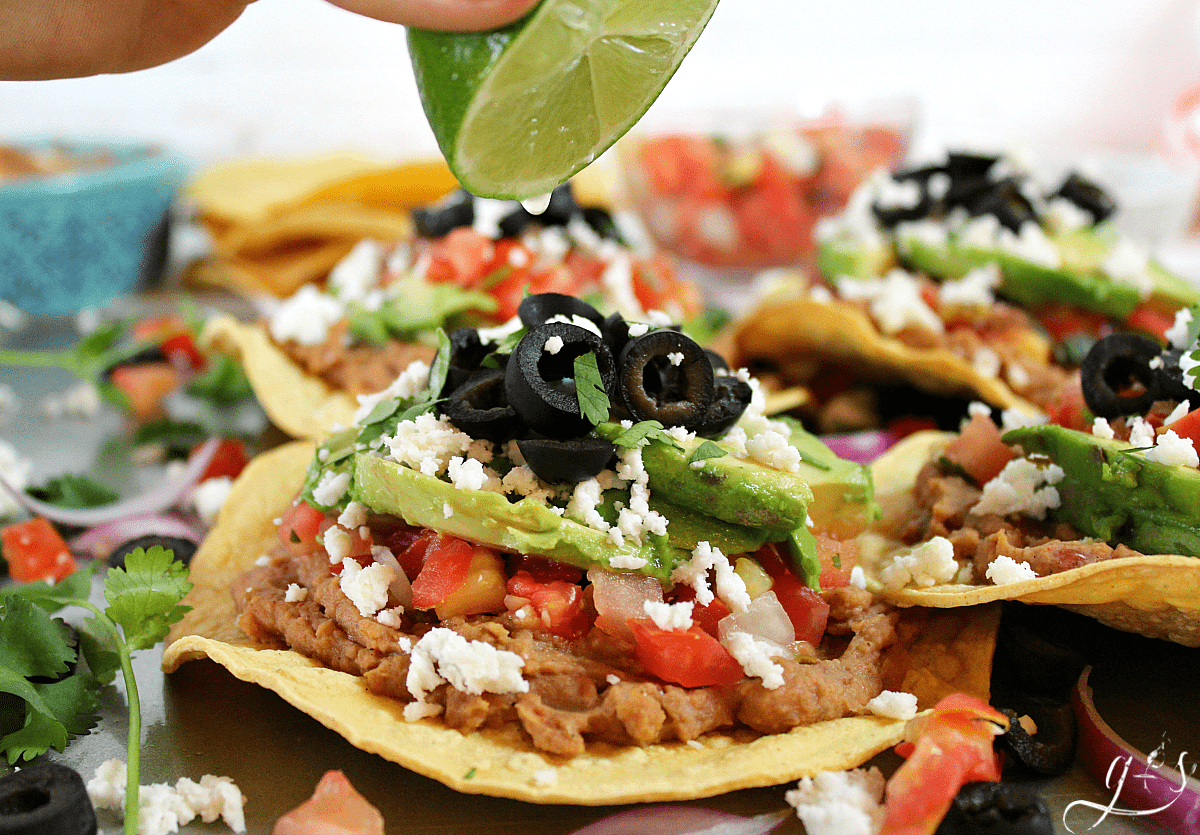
505,322 -> 616,439
934,781 -> 1054,835
442,367 -> 525,443
618,330 -> 715,431
517,293 -> 604,331
1080,332 -> 1164,418
517,437 -> 616,483
998,700 -> 1077,777
108,534 -> 199,569
692,375 -> 753,438
0,762 -> 97,835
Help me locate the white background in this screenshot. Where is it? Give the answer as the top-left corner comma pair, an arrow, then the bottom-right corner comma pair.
3,0 -> 1200,169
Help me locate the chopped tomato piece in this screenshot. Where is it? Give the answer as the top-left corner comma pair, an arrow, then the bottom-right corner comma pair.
1123,304 -> 1175,342
422,227 -> 495,288
668,584 -> 731,638
752,545 -> 831,642
2,516 -> 76,583
627,618 -> 745,688
193,438 -> 249,482
813,534 -> 857,589
508,554 -> 584,585
942,411 -> 1014,485
132,315 -> 206,371
1033,304 -> 1111,343
880,693 -> 1008,835
391,528 -> 444,580
411,539 -> 507,618
273,770 -> 384,835
505,571 -> 591,638
109,362 -> 180,421
1166,407 -> 1200,447
1046,371 -> 1089,431
635,135 -> 724,198
277,501 -> 327,552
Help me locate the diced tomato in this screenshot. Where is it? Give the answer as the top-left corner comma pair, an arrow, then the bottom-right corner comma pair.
813,534 -> 857,589
317,519 -> 375,572
636,135 -> 724,199
132,315 -> 206,371
630,254 -> 701,317
2,516 -> 76,583
505,571 -> 591,638
390,528 -> 443,579
508,554 -> 584,585
1123,304 -> 1175,343
422,227 -> 496,288
1033,304 -> 1111,343
109,362 -> 180,421
627,618 -> 745,688
1166,407 -> 1200,447
733,155 -> 812,264
668,584 -> 732,638
277,501 -> 327,551
192,438 -> 249,482
1046,371 -> 1089,431
273,770 -> 384,835
879,694 -> 1008,835
411,539 -> 507,618
942,411 -> 1014,485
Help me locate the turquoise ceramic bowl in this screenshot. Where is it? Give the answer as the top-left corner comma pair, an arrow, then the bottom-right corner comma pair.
0,139 -> 189,315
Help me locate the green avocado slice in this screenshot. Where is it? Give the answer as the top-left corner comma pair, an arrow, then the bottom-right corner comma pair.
1004,424 -> 1200,557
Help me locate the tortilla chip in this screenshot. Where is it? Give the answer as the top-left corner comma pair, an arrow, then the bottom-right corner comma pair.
869,430 -> 1200,647
187,152 -> 388,227
185,241 -> 360,299
296,160 -> 459,212
730,298 -> 1041,415
201,315 -> 357,440
165,441 -> 998,804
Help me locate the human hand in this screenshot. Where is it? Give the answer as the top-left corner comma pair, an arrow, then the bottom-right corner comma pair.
0,0 -> 542,80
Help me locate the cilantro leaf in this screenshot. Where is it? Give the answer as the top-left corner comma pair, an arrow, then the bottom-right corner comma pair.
2,565 -> 95,612
0,596 -> 75,680
104,546 -> 192,652
185,354 -> 254,404
606,420 -> 683,451
76,616 -> 121,685
423,329 -> 453,405
0,693 -> 68,764
574,352 -> 610,426
36,672 -> 102,738
688,440 -> 727,464
27,473 -> 119,509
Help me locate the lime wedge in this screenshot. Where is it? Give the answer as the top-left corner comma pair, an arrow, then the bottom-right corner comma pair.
408,0 -> 720,200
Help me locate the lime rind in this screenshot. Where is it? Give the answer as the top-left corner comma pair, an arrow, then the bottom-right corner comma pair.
409,0 -> 720,200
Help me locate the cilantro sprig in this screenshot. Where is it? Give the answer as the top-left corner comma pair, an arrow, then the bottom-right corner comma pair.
573,352 -> 610,427
0,547 -> 192,835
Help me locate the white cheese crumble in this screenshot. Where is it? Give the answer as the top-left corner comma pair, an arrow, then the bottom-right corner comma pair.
376,607 -> 404,628
543,335 -> 564,354
626,321 -> 650,338
268,283 -> 345,346
1167,307 -> 1195,350
404,627 -> 529,722
643,599 -> 694,631
1000,408 -> 1047,433
87,759 -> 247,835
972,458 -> 1064,519
323,527 -> 352,565
1091,417 -> 1116,439
546,313 -> 602,337
385,413 -> 475,476
1164,401 -> 1192,428
850,565 -> 867,589
1144,429 -> 1200,468
328,238 -> 385,303
670,540 -> 750,612
1102,238 -> 1154,297
190,476 -> 233,526
880,536 -> 959,590
837,269 -> 943,335
720,629 -> 786,689
353,359 -> 431,423
972,346 -> 1002,379
1127,416 -> 1156,448
667,351 -> 684,366
338,501 -> 368,529
284,583 -> 308,603
443,501 -> 454,519
938,262 -> 1000,308
39,379 -> 101,420
447,455 -> 501,492
311,469 -> 351,507
865,690 -> 919,720
338,559 -> 395,617
785,767 -> 886,835
986,555 -> 1038,584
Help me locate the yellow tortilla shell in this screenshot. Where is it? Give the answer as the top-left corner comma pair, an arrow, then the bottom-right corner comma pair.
184,241 -> 360,299
869,430 -> 1200,646
201,315 -> 357,440
165,441 -> 998,804
216,201 -> 413,262
730,298 -> 1041,415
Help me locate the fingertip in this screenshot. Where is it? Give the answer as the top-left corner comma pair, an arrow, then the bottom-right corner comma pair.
327,0 -> 542,32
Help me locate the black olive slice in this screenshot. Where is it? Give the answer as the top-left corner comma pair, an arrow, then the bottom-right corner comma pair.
964,178 -> 1038,232
602,312 -> 632,359
517,293 -> 604,331
581,206 -> 625,243
442,367 -> 524,443
946,151 -> 1001,180
934,781 -> 1054,835
704,349 -> 730,374
1155,346 -> 1200,410
998,700 -> 1077,777
100,346 -> 168,380
1053,171 -> 1116,224
0,762 -> 97,835
1080,332 -> 1164,418
517,437 -> 616,483
108,534 -> 198,569
505,322 -> 615,438
441,326 -> 496,397
618,330 -> 715,431
693,375 -> 753,438
413,189 -> 475,238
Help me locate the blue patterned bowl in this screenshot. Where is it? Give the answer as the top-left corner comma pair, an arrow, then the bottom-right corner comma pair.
0,139 -> 188,315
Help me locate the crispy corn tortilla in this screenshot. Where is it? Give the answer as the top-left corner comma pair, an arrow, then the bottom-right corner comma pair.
201,315 -> 358,440
185,241 -> 360,299
730,298 -> 1042,415
217,201 -> 414,261
165,441 -> 998,804
870,430 -> 1200,646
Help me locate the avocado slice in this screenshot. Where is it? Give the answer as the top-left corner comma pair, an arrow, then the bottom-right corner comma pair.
352,452 -> 687,581
1004,424 -> 1200,557
816,230 -> 896,281
777,416 -> 880,536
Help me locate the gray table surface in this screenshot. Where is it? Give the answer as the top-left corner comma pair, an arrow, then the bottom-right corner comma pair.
2,303 -> 1192,834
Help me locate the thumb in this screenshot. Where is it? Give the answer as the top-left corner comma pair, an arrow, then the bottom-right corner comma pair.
325,0 -> 541,32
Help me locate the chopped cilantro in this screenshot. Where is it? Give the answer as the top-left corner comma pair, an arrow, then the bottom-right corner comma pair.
0,547 -> 192,835
574,352 -> 610,426
133,419 -> 208,458
27,474 -> 119,509
424,329 -> 453,404
688,440 -> 727,464
185,354 -> 254,404
605,420 -> 682,451
464,767 -> 477,779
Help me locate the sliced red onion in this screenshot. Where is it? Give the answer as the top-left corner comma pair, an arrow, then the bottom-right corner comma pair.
372,548 -> 413,610
0,438 -> 219,527
569,807 -> 788,835
69,512 -> 205,557
821,430 -> 901,465
1072,666 -> 1200,833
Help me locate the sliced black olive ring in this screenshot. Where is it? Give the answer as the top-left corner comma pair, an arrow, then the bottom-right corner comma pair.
517,293 -> 604,331
1080,332 -> 1166,418
934,780 -> 1054,835
442,367 -> 525,443
504,322 -> 616,439
517,437 -> 617,483
0,762 -> 97,835
997,700 -> 1076,777
693,375 -> 753,438
618,330 -> 715,432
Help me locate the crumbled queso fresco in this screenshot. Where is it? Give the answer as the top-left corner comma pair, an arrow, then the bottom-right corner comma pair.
87,759 -> 246,835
